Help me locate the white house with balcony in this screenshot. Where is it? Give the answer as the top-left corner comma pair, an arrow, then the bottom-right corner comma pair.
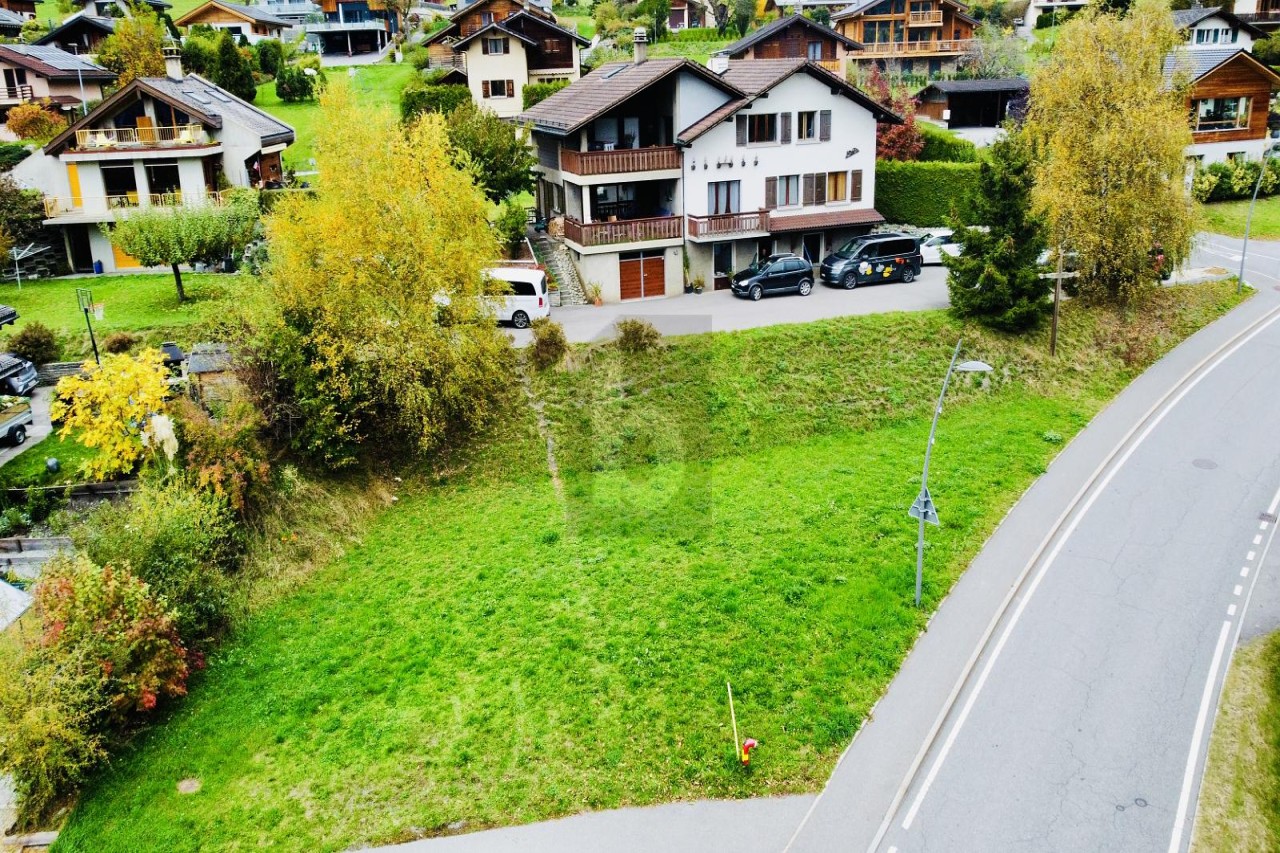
0,44 -> 115,126
519,42 -> 895,302
11,54 -> 293,273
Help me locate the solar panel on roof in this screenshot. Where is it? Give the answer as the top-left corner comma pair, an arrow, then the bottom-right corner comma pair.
10,44 -> 95,72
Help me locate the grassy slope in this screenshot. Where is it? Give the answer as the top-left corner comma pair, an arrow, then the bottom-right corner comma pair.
1200,195 -> 1280,241
55,285 -> 1245,852
1192,630 -> 1280,851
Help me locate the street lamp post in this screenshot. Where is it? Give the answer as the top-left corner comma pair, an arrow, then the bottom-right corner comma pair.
76,288 -> 101,366
1237,141 -> 1280,295
909,340 -> 993,608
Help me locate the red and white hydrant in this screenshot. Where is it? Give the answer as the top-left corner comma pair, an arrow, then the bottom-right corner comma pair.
740,738 -> 758,766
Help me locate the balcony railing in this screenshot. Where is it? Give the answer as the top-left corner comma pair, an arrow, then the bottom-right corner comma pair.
74,123 -> 208,150
862,38 -> 973,55
44,190 -> 227,218
562,215 -> 682,247
425,54 -> 466,70
815,58 -> 842,72
1238,10 -> 1280,22
1194,118 -> 1248,132
686,211 -> 770,239
908,10 -> 943,24
0,85 -> 34,102
303,19 -> 388,30
559,145 -> 681,177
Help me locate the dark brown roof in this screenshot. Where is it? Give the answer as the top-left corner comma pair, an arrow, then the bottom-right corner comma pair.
0,44 -> 115,81
717,13 -> 861,57
519,58 -> 744,134
769,206 -> 885,233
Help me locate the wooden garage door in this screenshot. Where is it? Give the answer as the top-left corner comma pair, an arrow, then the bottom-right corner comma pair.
619,252 -> 665,301
641,255 -> 664,298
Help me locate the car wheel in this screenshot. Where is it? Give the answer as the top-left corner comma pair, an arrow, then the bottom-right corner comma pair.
750,285 -> 763,301
12,426 -> 25,446
902,267 -> 916,283
798,279 -> 813,296
512,310 -> 530,329
842,271 -> 857,290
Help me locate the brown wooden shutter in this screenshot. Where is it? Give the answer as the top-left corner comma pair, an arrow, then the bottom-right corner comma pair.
502,37 -> 510,53
482,39 -> 490,54
819,109 -> 832,141
815,172 -> 827,205
851,169 -> 863,202
736,115 -> 747,146
482,80 -> 491,98
507,79 -> 514,96
780,112 -> 791,144
802,173 -> 815,206
765,176 -> 777,210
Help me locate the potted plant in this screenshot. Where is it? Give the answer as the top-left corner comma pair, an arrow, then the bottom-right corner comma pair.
691,274 -> 705,295
586,283 -> 603,306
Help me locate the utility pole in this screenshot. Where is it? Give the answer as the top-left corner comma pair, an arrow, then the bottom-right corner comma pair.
76,288 -> 101,366
1040,246 -> 1078,357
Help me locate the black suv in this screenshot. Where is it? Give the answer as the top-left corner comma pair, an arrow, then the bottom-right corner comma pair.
731,253 -> 815,301
820,233 -> 923,289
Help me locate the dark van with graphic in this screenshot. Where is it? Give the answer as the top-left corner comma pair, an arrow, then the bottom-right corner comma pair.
820,233 -> 923,289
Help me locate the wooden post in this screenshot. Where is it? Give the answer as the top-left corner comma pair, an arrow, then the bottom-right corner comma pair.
1050,244 -> 1063,357
727,681 -> 739,763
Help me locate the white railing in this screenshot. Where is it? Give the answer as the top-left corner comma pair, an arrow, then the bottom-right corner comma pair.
74,123 -> 208,149
43,190 -> 228,218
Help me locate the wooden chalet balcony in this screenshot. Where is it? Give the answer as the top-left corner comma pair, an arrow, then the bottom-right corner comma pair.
562,215 -> 682,247
815,59 -> 843,73
559,145 -> 681,177
862,38 -> 973,55
686,210 -> 769,240
0,85 -> 34,102
424,54 -> 465,70
74,123 -> 208,150
908,10 -> 943,24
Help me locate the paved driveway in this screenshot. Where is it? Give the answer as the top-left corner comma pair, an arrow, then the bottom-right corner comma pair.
0,386 -> 51,469
508,264 -> 950,345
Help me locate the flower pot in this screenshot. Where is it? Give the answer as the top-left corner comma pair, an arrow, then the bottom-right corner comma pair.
693,285 -> 704,295
684,284 -> 694,294
593,297 -> 603,307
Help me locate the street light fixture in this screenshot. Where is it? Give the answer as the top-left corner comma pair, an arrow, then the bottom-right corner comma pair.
1237,140 -> 1280,295
909,339 -> 993,608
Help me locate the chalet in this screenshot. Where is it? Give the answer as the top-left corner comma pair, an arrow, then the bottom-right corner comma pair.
914,77 -> 1028,127
11,52 -> 293,274
519,32 -> 896,302
1230,0 -> 1280,32
69,0 -> 171,17
831,0 -> 977,78
35,15 -> 117,54
669,0 -> 709,29
1174,4 -> 1264,47
0,0 -> 41,18
174,1 -> 291,44
424,0 -> 587,119
0,45 -> 115,123
710,12 -> 862,75
303,0 -> 399,55
0,8 -> 24,37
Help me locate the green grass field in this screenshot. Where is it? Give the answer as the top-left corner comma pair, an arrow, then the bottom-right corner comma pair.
1200,195 -> 1280,241
0,432 -> 99,490
53,284 -> 1246,852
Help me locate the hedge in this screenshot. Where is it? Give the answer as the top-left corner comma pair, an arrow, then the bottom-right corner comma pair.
875,160 -> 981,226
1192,158 -> 1280,203
918,123 -> 978,163
523,80 -> 569,109
400,82 -> 471,121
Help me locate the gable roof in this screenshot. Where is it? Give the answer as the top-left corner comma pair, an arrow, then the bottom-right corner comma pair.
519,57 -> 745,134
916,77 -> 1029,95
0,8 -> 24,30
425,0 -> 558,41
715,13 -> 862,57
175,0 -> 291,27
451,9 -> 588,51
678,58 -> 901,143
45,73 -> 294,154
0,44 -> 116,81
453,18 -> 539,47
34,13 -> 116,45
1172,5 -> 1267,38
832,0 -> 975,24
1162,46 -> 1280,86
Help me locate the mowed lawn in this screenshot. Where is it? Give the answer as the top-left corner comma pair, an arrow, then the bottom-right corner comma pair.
55,285 -> 1246,852
1201,195 -> 1280,240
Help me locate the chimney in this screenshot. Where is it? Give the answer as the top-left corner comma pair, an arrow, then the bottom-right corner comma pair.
163,45 -> 183,80
633,26 -> 649,64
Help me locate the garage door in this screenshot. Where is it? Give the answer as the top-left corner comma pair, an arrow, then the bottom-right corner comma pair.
618,251 -> 665,301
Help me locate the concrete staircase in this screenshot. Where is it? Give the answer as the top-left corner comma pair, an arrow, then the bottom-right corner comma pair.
0,536 -> 73,583
531,232 -> 588,306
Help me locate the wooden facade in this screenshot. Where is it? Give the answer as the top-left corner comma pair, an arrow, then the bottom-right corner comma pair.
1188,53 -> 1280,144
175,3 -> 284,36
455,0 -> 528,37
0,0 -> 38,16
833,0 -> 975,62
746,18 -> 843,61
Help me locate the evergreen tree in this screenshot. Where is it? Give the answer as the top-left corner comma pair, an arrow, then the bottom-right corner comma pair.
213,31 -> 256,102
943,130 -> 1050,332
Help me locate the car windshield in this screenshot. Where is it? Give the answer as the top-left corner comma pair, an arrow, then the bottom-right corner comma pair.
743,258 -> 771,274
835,238 -> 870,259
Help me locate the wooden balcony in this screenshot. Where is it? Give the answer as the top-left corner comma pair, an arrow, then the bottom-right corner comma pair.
862,38 -> 973,55
815,59 -> 843,73
74,123 -> 209,150
0,85 -> 33,103
559,145 -> 681,177
686,210 -> 769,240
562,215 -> 682,247
908,9 -> 943,24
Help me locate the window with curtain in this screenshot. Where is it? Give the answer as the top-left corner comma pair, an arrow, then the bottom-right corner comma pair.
707,181 -> 740,215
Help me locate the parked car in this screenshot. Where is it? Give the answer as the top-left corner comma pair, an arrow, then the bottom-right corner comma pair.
920,230 -> 963,265
731,253 -> 815,300
484,267 -> 551,329
0,396 -> 32,446
0,306 -> 16,328
0,354 -> 38,397
820,233 -> 923,289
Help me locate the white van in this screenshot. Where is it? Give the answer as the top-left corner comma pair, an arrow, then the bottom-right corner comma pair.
485,267 -> 551,329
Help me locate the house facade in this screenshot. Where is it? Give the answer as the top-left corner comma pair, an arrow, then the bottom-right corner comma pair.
303,0 -> 398,55
520,46 -> 895,302
174,0 -> 291,44
0,45 -> 116,124
0,0 -> 41,18
668,0 -> 709,29
710,12 -> 862,75
1231,0 -> 1280,32
0,8 -> 25,38
11,56 -> 293,274
35,15 -> 117,55
424,0 -> 587,119
71,0 -> 171,17
831,0 -> 976,77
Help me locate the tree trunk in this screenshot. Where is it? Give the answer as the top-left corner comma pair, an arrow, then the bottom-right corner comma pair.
172,263 -> 186,303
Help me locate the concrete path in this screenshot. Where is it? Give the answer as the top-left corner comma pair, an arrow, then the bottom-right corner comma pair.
0,387 -> 51,470
318,46 -> 395,68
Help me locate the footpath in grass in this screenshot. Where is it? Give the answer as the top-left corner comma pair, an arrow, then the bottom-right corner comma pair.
1200,195 -> 1280,241
54,284 -> 1245,852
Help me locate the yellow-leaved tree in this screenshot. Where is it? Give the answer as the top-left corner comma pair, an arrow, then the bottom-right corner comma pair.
50,350 -> 170,481
1025,0 -> 1195,303
251,79 -> 513,467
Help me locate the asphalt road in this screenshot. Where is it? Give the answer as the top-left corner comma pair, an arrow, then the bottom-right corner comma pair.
869,286 -> 1280,851
1191,233 -> 1280,291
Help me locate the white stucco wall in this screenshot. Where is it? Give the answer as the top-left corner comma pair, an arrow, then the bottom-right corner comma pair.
1187,15 -> 1255,50
574,244 -> 683,302
1189,136 -> 1273,164
672,69 -> 733,138
201,21 -> 284,44
464,39 -> 530,119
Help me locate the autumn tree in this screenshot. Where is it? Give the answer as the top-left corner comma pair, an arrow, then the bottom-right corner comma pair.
445,100 -> 537,202
50,349 -> 171,481
960,22 -> 1025,78
97,3 -> 166,87
1025,0 -> 1195,303
5,101 -> 67,141
252,80 -> 513,467
867,66 -> 922,161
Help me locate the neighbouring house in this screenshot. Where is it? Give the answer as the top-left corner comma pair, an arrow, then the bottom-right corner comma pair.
11,51 -> 294,274
251,0 -> 319,26
1231,0 -> 1280,32
914,77 -> 1028,127
0,45 -> 116,125
710,12 -> 863,75
0,8 -> 24,37
669,0 -> 709,30
0,0 -> 41,18
174,0 -> 291,43
34,14 -> 117,54
1024,0 -> 1088,30
519,34 -> 896,302
1174,4 -> 1263,48
69,0 -> 172,17
423,0 -> 588,119
831,0 -> 977,78
303,0 -> 399,56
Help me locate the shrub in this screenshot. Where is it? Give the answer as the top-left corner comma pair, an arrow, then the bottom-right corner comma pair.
255,38 -> 283,76
72,478 -> 236,641
918,123 -> 978,163
275,64 -> 317,102
5,101 -> 67,141
0,141 -> 31,172
530,317 -> 568,369
1194,158 -> 1280,203
1255,35 -> 1280,67
101,331 -> 139,354
615,318 -> 661,353
875,160 -> 981,226
10,321 -> 59,365
495,195 -> 528,256
669,26 -> 720,40
523,80 -> 569,109
172,394 -> 271,517
400,80 -> 470,120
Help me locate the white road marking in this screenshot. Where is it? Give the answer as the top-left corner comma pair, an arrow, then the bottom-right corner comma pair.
1234,585 -> 1243,596
1264,522 -> 1272,531
1228,604 -> 1237,616
1247,551 -> 1256,561
1241,567 -> 1250,578
1254,535 -> 1263,545
1168,621 -> 1233,853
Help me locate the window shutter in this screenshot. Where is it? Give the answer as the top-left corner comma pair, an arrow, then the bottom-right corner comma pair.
736,115 -> 747,146
781,112 -> 792,144
482,80 -> 491,98
819,110 -> 832,141
482,39 -> 490,54
851,169 -> 863,202
802,173 -> 815,206
815,172 -> 827,205
502,37 -> 510,53
507,79 -> 514,97
765,176 -> 777,210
